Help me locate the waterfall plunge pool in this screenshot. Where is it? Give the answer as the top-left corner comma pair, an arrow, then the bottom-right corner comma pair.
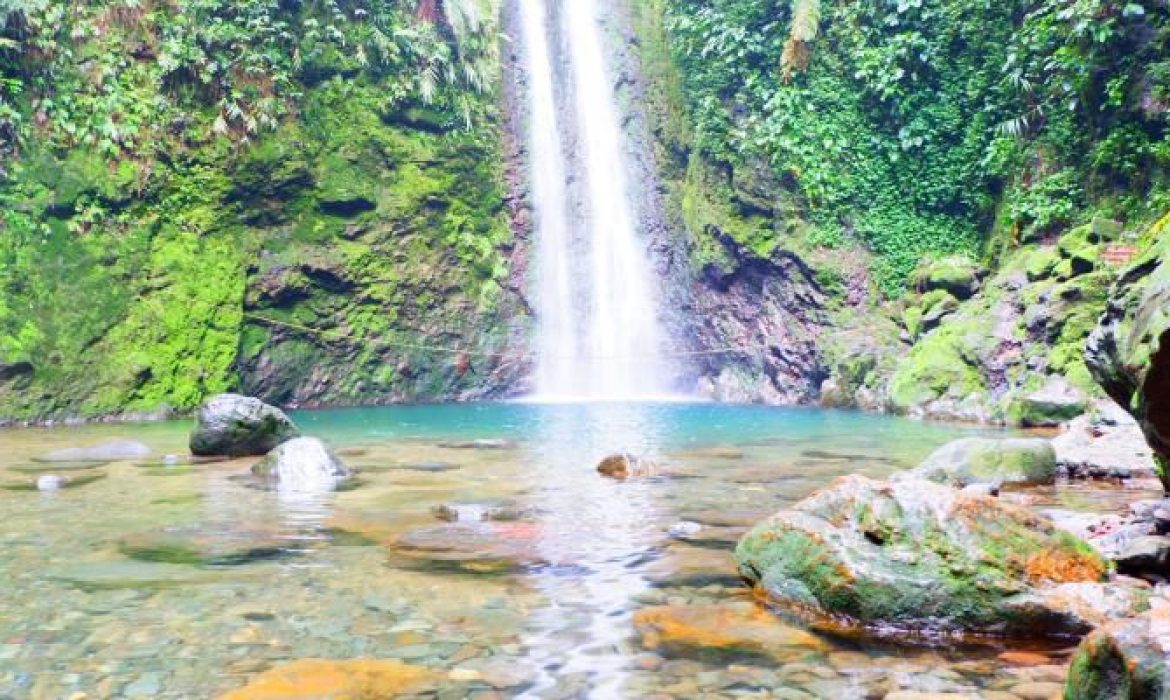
0,403 -> 1127,698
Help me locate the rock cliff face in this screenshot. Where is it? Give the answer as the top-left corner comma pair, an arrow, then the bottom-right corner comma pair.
1086,218 -> 1170,486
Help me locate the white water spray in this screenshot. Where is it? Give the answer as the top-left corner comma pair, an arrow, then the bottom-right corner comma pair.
521,0 -> 674,401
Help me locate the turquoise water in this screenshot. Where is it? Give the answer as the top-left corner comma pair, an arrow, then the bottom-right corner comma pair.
0,403 -> 1082,699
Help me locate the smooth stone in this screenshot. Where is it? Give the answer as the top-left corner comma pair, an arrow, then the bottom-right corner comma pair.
38,440 -> 150,463
123,673 -> 162,698
251,437 -> 349,489
119,528 -> 292,567
905,437 -> 1057,488
36,475 -> 64,491
190,393 -> 300,457
1053,409 -> 1158,481
632,603 -> 828,662
50,561 -> 227,591
217,659 -> 435,699
393,522 -> 546,573
1115,535 -> 1170,575
1015,377 -> 1087,427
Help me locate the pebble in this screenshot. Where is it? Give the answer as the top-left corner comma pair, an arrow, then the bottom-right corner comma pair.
122,673 -> 162,697
449,668 -> 482,682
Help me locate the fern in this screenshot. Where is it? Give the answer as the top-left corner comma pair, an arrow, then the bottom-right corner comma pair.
781,0 -> 820,82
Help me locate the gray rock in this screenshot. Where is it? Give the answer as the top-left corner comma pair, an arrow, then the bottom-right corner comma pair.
1053,407 -> 1159,481
1116,536 -> 1170,576
251,437 -> 349,489
189,394 -> 300,457
904,437 -> 1056,488
1015,377 -> 1088,427
38,439 -> 151,463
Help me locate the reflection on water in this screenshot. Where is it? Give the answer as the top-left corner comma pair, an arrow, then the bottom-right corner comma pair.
522,404 -> 669,698
0,403 -> 1106,699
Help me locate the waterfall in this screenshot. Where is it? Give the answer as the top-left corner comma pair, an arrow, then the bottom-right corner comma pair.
520,0 -> 674,401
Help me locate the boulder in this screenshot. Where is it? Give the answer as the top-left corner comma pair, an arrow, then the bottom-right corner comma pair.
913,256 -> 985,300
189,393 -> 300,457
1065,602 -> 1170,700
251,437 -> 349,490
1013,377 -> 1088,427
905,437 -> 1057,488
1053,408 -> 1159,482
1086,235 -> 1170,490
736,475 -> 1112,636
38,439 -> 151,463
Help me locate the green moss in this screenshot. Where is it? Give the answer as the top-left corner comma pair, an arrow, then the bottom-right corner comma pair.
889,319 -> 990,411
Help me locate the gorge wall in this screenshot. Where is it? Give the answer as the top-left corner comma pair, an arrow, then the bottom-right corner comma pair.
3,0 -> 1170,423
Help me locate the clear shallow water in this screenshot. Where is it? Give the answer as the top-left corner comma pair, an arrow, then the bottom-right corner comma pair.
0,403 -> 1104,698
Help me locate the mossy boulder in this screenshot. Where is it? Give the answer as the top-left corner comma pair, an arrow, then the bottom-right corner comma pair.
1087,233 -> 1170,490
1026,248 -> 1061,282
906,437 -> 1057,488
1011,377 -> 1089,427
189,394 -> 300,457
889,318 -> 991,417
1065,604 -> 1170,700
735,475 -> 1112,637
913,256 -> 985,300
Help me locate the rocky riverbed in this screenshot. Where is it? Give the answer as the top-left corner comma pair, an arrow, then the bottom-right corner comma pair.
1,398 -> 1167,698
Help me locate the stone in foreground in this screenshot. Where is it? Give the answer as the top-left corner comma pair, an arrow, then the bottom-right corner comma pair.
906,437 -> 1057,488
190,393 -> 300,457
736,475 -> 1112,637
251,437 -> 349,489
218,659 -> 435,699
1065,601 -> 1170,700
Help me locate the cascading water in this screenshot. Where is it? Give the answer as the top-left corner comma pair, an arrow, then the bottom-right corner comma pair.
521,0 -> 674,401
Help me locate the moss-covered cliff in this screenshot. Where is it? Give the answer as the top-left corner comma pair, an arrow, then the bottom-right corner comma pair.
630,0 -> 1170,420
0,0 -> 527,421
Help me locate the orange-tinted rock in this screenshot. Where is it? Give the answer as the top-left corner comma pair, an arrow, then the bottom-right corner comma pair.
997,650 -> 1052,666
632,603 -> 828,662
218,659 -> 434,700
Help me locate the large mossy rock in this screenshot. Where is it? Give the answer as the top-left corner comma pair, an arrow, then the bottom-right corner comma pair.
1086,233 -> 1170,489
1012,377 -> 1089,427
189,394 -> 300,457
906,437 -> 1057,488
1065,604 -> 1170,700
736,475 -> 1113,636
912,256 -> 985,300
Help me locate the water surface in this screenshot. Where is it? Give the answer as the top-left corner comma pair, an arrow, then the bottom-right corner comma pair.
0,403 -> 1101,698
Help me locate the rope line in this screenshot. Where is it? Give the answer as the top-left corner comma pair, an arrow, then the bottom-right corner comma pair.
244,313 -> 780,361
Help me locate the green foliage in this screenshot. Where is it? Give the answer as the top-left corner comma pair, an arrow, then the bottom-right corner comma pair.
657,0 -> 1170,293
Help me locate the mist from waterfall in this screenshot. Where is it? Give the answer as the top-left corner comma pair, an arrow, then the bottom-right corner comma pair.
520,0 -> 674,401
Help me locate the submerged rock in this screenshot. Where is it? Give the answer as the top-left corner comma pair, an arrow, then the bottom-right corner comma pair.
251,437 -> 349,490
1086,237 -> 1170,490
905,437 -> 1056,488
394,522 -> 545,573
218,659 -> 436,700
190,393 -> 300,457
1065,601 -> 1170,700
38,439 -> 151,463
437,438 -> 516,450
633,603 -> 828,663
736,475 -> 1112,637
120,528 -> 292,567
